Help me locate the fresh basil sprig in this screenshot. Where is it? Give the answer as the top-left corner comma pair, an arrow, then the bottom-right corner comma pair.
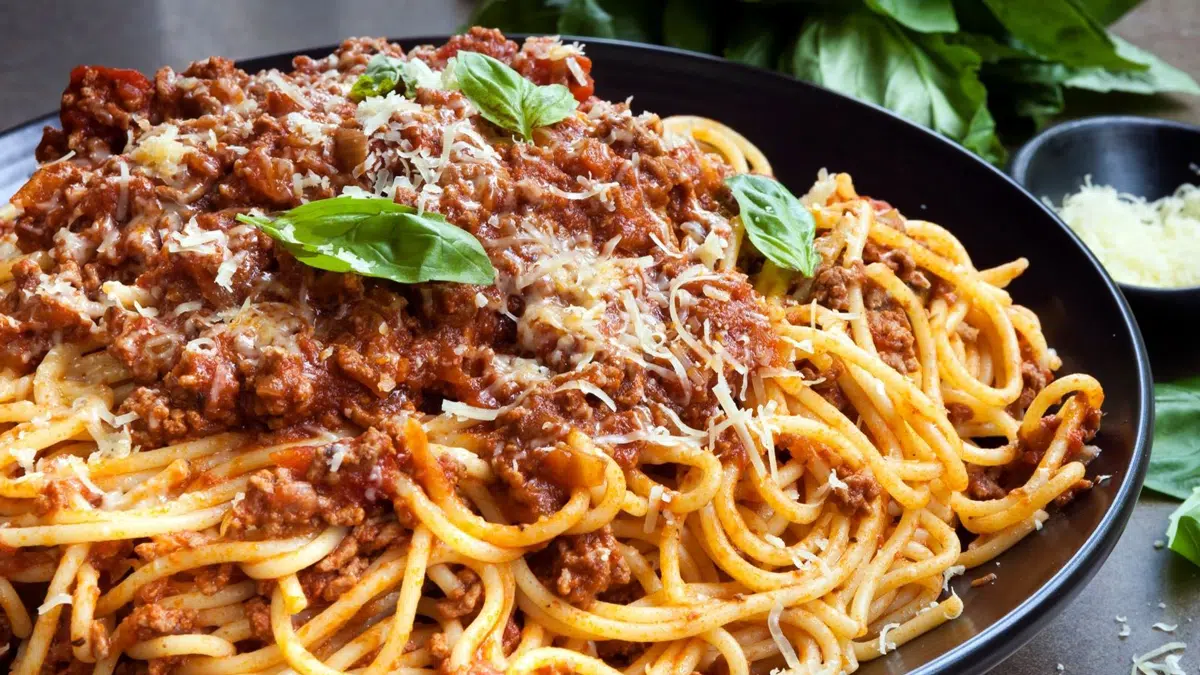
450,51 -> 578,140
1169,487 -> 1200,568
725,174 -> 820,277
1144,377 -> 1200,500
349,54 -> 408,102
237,197 -> 495,285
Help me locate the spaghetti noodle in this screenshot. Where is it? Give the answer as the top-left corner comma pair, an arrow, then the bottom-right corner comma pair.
0,29 -> 1103,675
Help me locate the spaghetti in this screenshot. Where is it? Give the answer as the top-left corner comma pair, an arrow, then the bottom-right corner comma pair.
0,29 -> 1103,675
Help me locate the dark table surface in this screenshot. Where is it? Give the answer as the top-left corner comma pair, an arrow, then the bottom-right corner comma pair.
2,1 -> 1198,672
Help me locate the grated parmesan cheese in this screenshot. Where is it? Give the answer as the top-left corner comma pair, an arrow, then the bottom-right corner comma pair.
441,400 -> 502,421
327,444 -> 348,473
942,564 -> 966,593
1052,179 -> 1200,288
130,124 -> 192,180
38,593 -> 72,615
767,599 -> 804,674
644,484 -> 664,534
878,622 -> 901,655
553,380 -> 617,411
1131,641 -> 1186,675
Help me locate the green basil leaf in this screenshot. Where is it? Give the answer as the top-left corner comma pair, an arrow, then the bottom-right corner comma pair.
550,0 -> 662,40
350,54 -> 406,102
1064,36 -> 1200,95
725,174 -> 819,276
949,33 -> 1037,63
1145,377 -> 1200,500
865,0 -> 959,33
662,0 -> 717,54
723,8 -> 782,70
1073,0 -> 1140,25
1168,487 -> 1200,567
557,0 -> 617,37
787,11 -> 1004,165
979,0 -> 1145,71
452,51 -> 578,140
236,197 -> 495,286
466,0 -> 561,34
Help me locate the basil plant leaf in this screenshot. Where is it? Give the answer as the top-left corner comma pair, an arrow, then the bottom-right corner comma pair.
865,0 -> 959,33
787,11 -> 1005,165
467,0 -> 561,34
1144,377 -> 1200,500
557,0 -> 618,38
237,197 -> 495,286
452,50 -> 578,140
1168,487 -> 1200,568
725,174 -> 819,277
1064,36 -> 1200,95
350,53 -> 407,102
979,0 -> 1145,71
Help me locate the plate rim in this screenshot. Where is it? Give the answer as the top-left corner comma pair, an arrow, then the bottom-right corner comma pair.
3,35 -> 1155,675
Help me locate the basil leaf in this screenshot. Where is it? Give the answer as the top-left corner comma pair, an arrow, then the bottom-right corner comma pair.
467,0 -> 560,34
725,174 -> 819,277
1144,377 -> 1200,500
662,0 -> 717,54
865,0 -> 959,33
980,0 -> 1145,71
452,51 -> 578,140
1169,488 -> 1200,568
237,197 -> 495,286
1064,36 -> 1200,95
557,0 -> 617,38
948,33 -> 1034,63
350,54 -> 406,102
723,8 -> 783,70
1073,0 -> 1140,25
787,11 -> 1005,165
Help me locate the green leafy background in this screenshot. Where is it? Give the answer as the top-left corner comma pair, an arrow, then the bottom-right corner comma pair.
468,0 -> 1198,165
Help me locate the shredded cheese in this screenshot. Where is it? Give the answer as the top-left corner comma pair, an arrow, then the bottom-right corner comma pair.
878,622 -> 901,655
38,593 -> 72,615
942,564 -> 966,593
1131,642 -> 1187,675
1053,179 -> 1200,288
767,599 -> 804,674
644,484 -> 664,534
553,380 -> 617,411
441,400 -> 502,421
328,444 -> 348,473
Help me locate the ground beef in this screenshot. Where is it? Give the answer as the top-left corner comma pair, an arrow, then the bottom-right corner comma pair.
809,262 -> 861,313
1010,353 -> 1055,415
595,639 -> 647,666
226,467 -> 365,537
245,596 -> 273,643
37,65 -> 153,161
434,569 -> 483,620
831,468 -> 881,513
946,403 -> 973,425
863,241 -> 930,292
863,281 -> 919,373
966,464 -> 1007,500
115,605 -> 197,648
546,527 -> 630,607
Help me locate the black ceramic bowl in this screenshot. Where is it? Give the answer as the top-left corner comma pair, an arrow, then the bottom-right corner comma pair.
0,38 -> 1153,675
1010,115 -> 1200,377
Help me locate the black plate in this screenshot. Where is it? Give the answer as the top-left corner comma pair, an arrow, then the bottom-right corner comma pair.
1010,115 -> 1200,378
1,37 -> 1153,675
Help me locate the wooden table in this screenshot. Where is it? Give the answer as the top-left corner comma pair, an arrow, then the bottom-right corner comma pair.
0,0 -> 1197,672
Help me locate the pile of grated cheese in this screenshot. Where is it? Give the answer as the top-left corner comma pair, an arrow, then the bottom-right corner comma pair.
1051,178 -> 1200,288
